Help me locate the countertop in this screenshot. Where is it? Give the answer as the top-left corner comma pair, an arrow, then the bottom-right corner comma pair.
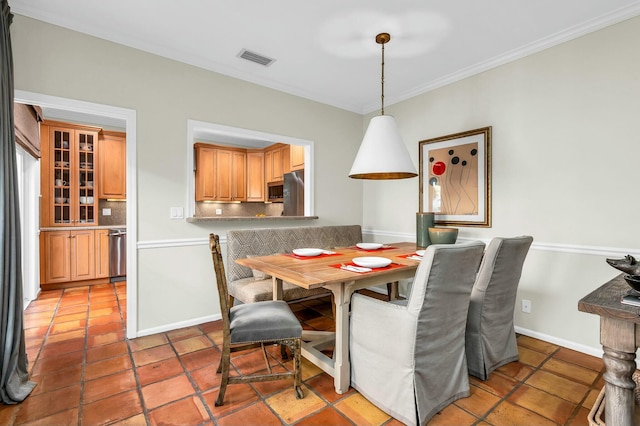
40,225 -> 126,231
186,215 -> 318,222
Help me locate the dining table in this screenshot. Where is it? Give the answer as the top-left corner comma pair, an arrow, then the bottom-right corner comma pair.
235,241 -> 421,394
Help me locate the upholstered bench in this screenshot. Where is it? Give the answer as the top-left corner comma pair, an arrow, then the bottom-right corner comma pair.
226,225 -> 362,304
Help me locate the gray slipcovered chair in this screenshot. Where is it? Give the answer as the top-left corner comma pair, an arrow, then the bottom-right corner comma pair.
349,241 -> 486,426
209,234 -> 303,406
465,235 -> 533,380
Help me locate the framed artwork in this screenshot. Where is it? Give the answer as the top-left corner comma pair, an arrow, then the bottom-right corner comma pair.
419,126 -> 491,227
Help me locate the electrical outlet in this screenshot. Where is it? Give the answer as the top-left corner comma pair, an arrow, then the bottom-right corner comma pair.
521,299 -> 532,313
216,209 -> 222,215
102,208 -> 111,216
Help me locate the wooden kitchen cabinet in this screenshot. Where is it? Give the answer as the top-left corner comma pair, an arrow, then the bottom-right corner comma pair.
40,121 -> 100,227
41,229 -> 96,284
98,131 -> 126,199
290,145 -> 305,171
246,151 -> 265,202
194,143 -> 246,201
95,229 -> 110,279
265,143 -> 291,182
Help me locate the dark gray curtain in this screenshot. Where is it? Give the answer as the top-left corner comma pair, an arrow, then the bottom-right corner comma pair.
0,0 -> 36,403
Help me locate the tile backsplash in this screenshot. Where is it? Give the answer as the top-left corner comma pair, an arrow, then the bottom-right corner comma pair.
196,202 -> 283,218
98,200 -> 126,226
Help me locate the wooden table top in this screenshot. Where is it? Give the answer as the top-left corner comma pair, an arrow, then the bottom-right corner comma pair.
235,242 -> 421,290
578,274 -> 640,323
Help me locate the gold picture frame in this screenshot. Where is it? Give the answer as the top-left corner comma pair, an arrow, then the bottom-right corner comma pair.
419,126 -> 491,227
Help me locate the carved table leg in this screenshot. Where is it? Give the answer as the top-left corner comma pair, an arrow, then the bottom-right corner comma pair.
602,346 -> 636,426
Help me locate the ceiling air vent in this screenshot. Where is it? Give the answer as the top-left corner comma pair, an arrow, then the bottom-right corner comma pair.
238,49 -> 275,67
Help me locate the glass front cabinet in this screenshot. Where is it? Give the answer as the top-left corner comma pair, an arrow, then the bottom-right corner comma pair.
41,122 -> 99,227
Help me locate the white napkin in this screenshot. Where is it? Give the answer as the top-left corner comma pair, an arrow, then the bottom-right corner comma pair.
341,265 -> 372,273
323,250 -> 336,255
408,255 -> 423,261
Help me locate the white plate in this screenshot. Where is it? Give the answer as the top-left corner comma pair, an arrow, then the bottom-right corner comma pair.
293,248 -> 323,257
357,243 -> 383,250
415,250 -> 426,256
352,256 -> 392,268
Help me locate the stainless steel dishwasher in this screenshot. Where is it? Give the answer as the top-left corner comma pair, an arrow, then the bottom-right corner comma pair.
108,229 -> 126,282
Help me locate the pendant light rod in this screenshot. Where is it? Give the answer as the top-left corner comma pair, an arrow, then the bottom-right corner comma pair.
376,33 -> 390,116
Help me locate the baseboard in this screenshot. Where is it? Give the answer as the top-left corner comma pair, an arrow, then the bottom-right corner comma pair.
136,313 -> 222,338
514,325 -> 603,358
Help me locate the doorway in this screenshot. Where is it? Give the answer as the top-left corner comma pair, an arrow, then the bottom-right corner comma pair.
14,90 -> 139,339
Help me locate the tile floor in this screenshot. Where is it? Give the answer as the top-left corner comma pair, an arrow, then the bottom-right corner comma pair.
0,283 -> 604,425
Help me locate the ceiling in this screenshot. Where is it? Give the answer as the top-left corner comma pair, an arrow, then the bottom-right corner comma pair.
10,0 -> 640,115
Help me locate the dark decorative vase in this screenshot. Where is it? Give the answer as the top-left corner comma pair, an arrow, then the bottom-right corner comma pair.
416,212 -> 435,248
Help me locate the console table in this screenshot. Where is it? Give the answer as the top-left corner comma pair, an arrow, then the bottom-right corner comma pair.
578,274 -> 639,426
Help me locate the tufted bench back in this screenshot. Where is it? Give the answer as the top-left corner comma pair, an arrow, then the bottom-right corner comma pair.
226,225 -> 362,283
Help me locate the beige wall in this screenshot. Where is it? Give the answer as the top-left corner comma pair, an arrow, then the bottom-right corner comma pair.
11,15 -> 363,332
365,16 -> 640,351
12,13 -> 640,351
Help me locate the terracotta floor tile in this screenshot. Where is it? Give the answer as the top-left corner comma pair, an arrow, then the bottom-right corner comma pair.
305,316 -> 336,331
31,350 -> 84,376
87,329 -> 125,347
52,311 -> 87,324
265,385 -> 326,424
495,360 -> 535,381
86,340 -> 129,363
88,321 -> 124,336
251,365 -> 298,397
129,334 -> 169,352
167,325 -> 204,342
526,369 -> 590,404
113,413 -> 148,425
207,330 -> 224,346
173,335 -> 214,355
131,343 -> 176,367
148,395 -> 211,425
518,345 -> 550,367
19,408 -> 79,426
49,319 -> 87,335
81,389 -> 143,425
88,312 -> 123,326
553,347 -> 604,372
295,406 -> 352,426
135,357 -> 185,386
508,384 -> 577,424
542,358 -> 600,386
305,372 -> 355,403
232,349 -> 274,375
334,393 -> 389,426
217,401 -> 282,426
29,364 -> 82,396
469,371 -> 519,398
180,346 -> 221,372
294,308 -> 324,322
23,315 -> 55,328
14,384 -> 81,423
55,304 -> 88,317
44,328 -> 85,344
567,406 -> 593,426
453,384 -> 501,418
38,337 -> 85,358
583,388 -> 602,408
141,374 -> 196,410
190,365 -> 223,392
83,369 -> 138,403
203,384 -> 260,418
518,335 -> 559,354
426,403 -> 478,426
84,354 -> 132,380
199,321 -> 223,334
88,306 -> 119,318
300,357 -> 324,381
485,400 -> 557,426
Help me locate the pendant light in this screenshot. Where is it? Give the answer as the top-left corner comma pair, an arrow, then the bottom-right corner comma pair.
349,33 -> 417,180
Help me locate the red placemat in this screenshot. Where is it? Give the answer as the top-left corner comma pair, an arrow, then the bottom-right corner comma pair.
329,262 -> 404,273
284,252 -> 341,260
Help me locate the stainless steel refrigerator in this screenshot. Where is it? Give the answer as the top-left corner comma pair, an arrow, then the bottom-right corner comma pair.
283,170 -> 304,216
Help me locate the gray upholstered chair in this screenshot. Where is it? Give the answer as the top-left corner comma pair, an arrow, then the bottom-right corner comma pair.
349,241 -> 486,426
465,235 -> 533,380
209,234 -> 304,406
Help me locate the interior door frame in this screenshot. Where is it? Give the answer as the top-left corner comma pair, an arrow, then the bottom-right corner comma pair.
14,90 -> 139,339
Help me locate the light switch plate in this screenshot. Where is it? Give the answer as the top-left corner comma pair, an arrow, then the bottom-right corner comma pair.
170,207 -> 184,219
102,208 -> 111,216
216,209 -> 222,215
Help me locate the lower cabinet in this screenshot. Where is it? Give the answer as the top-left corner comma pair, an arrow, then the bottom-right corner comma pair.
41,229 -> 109,285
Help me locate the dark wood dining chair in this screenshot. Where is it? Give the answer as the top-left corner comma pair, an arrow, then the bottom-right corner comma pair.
209,233 -> 304,406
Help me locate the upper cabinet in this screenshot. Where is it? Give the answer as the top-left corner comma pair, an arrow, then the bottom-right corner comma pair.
265,143 -> 291,183
98,131 -> 126,199
290,145 -> 305,171
40,121 -> 99,227
246,151 -> 265,202
194,143 -> 247,202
